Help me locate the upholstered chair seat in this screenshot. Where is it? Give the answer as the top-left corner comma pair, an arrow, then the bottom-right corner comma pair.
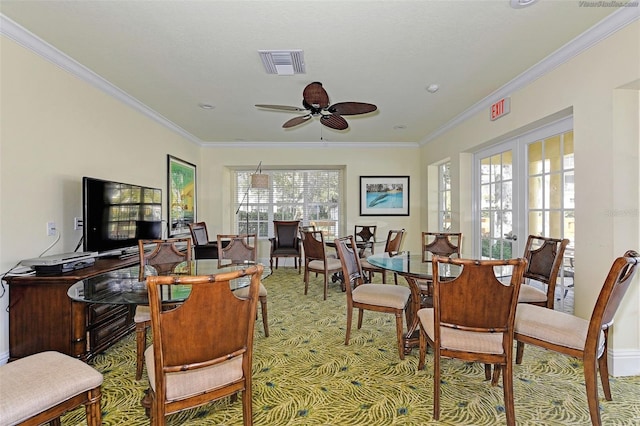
0,351 -> 103,426
515,304 -> 605,357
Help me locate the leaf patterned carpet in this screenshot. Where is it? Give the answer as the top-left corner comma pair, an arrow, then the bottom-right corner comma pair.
63,268 -> 640,425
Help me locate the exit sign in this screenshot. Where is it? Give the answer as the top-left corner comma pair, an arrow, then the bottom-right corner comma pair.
490,97 -> 511,121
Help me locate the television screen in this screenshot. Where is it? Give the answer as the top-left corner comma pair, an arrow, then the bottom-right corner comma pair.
83,177 -> 162,254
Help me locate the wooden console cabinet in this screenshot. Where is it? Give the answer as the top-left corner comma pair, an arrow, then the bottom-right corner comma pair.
6,257 -> 139,361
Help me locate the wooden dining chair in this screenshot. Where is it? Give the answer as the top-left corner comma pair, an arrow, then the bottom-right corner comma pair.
415,232 -> 462,305
300,229 -> 343,300
334,236 -> 411,360
217,234 -> 269,337
134,238 -> 191,380
188,221 -> 220,259
360,229 -> 405,284
145,265 -> 263,426
514,250 -> 639,426
270,220 -> 302,272
354,225 -> 377,258
417,255 -> 526,426
518,235 -> 570,309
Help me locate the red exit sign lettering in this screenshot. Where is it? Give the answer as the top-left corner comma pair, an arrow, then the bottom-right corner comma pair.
490,97 -> 511,121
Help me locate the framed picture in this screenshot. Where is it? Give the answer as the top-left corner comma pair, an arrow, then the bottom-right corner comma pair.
167,155 -> 196,236
360,176 -> 410,216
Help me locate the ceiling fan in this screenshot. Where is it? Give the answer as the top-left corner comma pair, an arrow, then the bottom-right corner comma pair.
255,82 -> 377,130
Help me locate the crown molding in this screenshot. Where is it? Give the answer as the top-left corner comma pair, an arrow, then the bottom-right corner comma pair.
0,14 -> 203,146
201,141 -> 419,149
421,5 -> 640,145
2,8 -> 637,149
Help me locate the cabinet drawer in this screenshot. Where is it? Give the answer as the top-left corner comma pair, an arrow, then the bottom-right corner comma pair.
88,303 -> 129,325
89,311 -> 132,353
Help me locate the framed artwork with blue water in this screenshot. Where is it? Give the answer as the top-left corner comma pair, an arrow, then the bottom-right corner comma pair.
359,176 -> 410,216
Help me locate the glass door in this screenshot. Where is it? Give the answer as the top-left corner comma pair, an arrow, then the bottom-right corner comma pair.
476,141 -> 520,260
473,117 -> 574,311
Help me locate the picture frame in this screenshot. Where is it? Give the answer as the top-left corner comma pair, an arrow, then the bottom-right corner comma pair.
167,155 -> 196,236
360,176 -> 410,216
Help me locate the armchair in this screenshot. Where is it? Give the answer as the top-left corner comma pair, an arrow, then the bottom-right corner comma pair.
269,220 -> 302,272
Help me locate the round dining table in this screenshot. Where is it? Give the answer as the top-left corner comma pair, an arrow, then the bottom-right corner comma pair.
67,259 -> 271,306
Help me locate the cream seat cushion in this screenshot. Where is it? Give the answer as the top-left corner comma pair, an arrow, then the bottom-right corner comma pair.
233,282 -> 268,298
0,351 -> 103,425
518,284 -> 547,303
418,308 -> 505,355
134,305 -> 151,322
352,284 -> 410,309
145,346 -> 243,402
308,257 -> 342,271
515,303 -> 605,357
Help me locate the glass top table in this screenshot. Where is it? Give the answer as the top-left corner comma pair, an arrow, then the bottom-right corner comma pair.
67,259 -> 271,305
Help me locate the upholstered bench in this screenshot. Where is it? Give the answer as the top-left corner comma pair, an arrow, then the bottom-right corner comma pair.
0,351 -> 103,426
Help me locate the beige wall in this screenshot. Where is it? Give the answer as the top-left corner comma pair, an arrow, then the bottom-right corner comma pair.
2,20 -> 639,375
421,21 -> 640,375
0,35 -> 423,361
0,37 -> 200,360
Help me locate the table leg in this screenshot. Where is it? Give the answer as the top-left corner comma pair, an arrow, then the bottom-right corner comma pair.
402,275 -> 422,355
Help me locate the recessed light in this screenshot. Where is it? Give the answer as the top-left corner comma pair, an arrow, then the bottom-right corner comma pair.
426,84 -> 439,93
199,103 -> 215,110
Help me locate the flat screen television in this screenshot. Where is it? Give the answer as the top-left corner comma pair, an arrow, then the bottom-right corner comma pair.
83,177 -> 163,254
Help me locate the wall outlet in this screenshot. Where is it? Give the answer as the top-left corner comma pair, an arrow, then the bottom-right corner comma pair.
74,217 -> 84,231
46,221 -> 57,236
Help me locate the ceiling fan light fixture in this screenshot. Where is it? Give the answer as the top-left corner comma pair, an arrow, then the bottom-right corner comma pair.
258,50 -> 306,75
510,0 -> 538,8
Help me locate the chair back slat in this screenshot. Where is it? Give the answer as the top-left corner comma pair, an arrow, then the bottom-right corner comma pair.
522,235 -> 569,309
217,234 -> 257,265
334,236 -> 366,295
147,265 -> 262,372
433,256 -> 526,332
273,220 -> 300,249
589,251 -> 640,341
188,222 -> 210,246
138,238 -> 191,278
384,229 -> 405,253
422,232 -> 462,262
300,230 -> 327,260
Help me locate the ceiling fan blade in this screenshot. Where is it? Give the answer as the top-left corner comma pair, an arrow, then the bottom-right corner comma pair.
303,82 -> 330,109
283,115 -> 312,128
321,113 -> 348,130
255,104 -> 307,112
329,102 -> 378,116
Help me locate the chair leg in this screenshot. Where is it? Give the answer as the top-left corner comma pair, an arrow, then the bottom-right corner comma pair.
418,327 -> 427,370
394,312 -> 405,360
491,364 -> 501,386
381,270 -> 387,284
260,296 -> 269,337
242,388 -> 253,426
484,364 -> 492,381
583,355 -> 603,426
345,304 -> 353,345
433,347 -> 441,420
598,353 -> 612,401
136,320 -> 149,380
49,419 -> 61,426
502,361 -> 516,426
515,341 -> 525,364
323,273 -> 328,300
357,308 -> 364,330
303,267 -> 309,295
85,386 -> 103,426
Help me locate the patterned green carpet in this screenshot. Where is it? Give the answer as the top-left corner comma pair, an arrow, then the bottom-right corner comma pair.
63,268 -> 640,425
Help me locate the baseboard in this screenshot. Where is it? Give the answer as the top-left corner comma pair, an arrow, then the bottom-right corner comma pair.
609,348 -> 640,377
0,350 -> 9,366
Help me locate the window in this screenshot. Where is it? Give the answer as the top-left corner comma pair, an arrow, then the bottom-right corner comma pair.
234,169 -> 342,238
438,162 -> 452,231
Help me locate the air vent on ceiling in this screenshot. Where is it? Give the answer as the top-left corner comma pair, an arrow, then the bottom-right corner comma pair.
259,50 -> 306,75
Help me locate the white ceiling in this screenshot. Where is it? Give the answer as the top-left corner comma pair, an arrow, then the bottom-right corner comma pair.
0,1 -> 633,146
